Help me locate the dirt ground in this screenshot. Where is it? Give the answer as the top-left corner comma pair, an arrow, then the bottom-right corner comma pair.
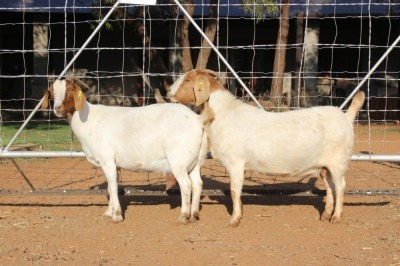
0,124 -> 399,265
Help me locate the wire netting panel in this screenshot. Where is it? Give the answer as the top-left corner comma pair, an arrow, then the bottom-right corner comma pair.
0,0 -> 399,193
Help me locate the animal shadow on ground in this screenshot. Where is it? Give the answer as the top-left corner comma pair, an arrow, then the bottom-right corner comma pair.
0,176 -> 389,223
201,176 -> 325,217
115,176 -> 324,219
117,176 -> 390,221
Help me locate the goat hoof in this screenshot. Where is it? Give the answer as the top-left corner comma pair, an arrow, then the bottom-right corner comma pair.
177,213 -> 190,224
189,216 -> 199,223
329,214 -> 341,224
103,210 -> 113,218
189,211 -> 200,223
112,215 -> 124,223
229,218 -> 240,227
320,211 -> 333,222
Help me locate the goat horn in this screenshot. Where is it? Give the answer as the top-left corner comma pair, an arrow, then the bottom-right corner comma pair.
66,77 -> 91,91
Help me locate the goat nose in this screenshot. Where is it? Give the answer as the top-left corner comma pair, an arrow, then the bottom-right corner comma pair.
54,104 -> 63,113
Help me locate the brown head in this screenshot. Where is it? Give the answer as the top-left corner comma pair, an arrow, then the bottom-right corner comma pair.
41,79 -> 86,118
168,69 -> 224,107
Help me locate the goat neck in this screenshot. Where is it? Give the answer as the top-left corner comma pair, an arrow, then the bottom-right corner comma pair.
207,89 -> 240,115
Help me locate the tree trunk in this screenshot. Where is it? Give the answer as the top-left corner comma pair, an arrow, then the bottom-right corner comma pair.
168,1 -> 182,78
270,0 -> 290,105
303,20 -> 320,107
195,0 -> 218,70
181,0 -> 195,72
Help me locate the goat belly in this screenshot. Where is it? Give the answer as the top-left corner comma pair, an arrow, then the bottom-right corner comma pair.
115,156 -> 171,173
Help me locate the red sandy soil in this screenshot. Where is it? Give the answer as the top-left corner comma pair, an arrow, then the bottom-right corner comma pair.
0,124 -> 399,265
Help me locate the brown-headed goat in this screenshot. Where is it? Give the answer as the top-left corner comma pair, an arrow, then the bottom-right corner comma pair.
42,79 -> 208,223
168,69 -> 365,226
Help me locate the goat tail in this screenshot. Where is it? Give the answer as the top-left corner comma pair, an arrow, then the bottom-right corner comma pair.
345,91 -> 365,122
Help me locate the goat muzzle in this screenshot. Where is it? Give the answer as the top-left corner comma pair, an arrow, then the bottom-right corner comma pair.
54,104 -> 66,118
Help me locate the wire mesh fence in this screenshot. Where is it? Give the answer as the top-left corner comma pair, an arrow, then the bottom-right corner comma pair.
0,0 -> 399,195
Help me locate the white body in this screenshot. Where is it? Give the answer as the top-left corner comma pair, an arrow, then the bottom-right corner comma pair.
72,103 -> 204,174
209,91 -> 356,225
168,69 -> 364,226
209,90 -> 353,177
73,103 -> 207,223
49,80 -> 207,223
209,91 -> 358,225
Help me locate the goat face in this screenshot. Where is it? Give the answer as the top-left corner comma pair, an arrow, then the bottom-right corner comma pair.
169,70 -> 223,107
42,79 -> 86,118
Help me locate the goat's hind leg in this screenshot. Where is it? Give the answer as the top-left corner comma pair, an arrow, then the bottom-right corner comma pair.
171,168 -> 192,224
188,165 -> 203,222
320,167 -> 346,223
320,168 -> 334,221
330,171 -> 346,223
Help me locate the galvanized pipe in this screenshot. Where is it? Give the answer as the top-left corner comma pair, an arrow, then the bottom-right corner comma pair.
0,151 -> 85,158
0,187 -> 398,197
351,153 -> 400,162
0,150 -> 399,162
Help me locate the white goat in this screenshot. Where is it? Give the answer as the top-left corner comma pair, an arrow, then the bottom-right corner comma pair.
168,69 -> 365,226
42,79 -> 208,223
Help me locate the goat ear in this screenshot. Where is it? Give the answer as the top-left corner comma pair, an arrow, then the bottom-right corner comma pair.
193,76 -> 210,106
41,91 -> 50,110
72,84 -> 86,111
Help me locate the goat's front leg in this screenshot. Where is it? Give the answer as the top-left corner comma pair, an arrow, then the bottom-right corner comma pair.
102,163 -> 123,223
228,164 -> 245,227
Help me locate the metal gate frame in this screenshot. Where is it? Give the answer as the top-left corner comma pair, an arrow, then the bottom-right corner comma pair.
0,0 -> 399,162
